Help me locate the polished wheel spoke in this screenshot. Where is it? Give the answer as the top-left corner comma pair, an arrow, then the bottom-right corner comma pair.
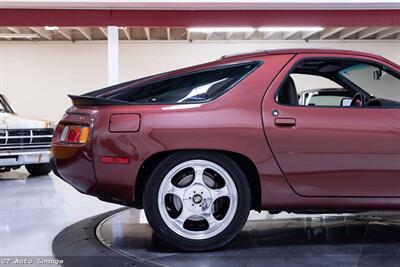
203,210 -> 221,230
210,186 -> 229,201
175,206 -> 192,227
192,165 -> 206,185
164,181 -> 186,200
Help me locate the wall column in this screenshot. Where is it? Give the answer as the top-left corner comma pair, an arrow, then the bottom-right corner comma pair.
107,26 -> 119,86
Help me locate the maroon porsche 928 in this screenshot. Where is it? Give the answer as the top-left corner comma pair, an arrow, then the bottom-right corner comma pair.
51,49 -> 400,251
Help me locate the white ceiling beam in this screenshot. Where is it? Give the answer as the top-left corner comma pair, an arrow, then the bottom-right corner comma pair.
206,32 -> 213,40
58,29 -> 72,40
6,27 -> 20,34
166,28 -> 170,40
76,27 -> 91,40
376,27 -> 400,39
226,32 -> 235,40
358,27 -> 389,39
262,31 -> 275,40
301,30 -> 319,40
338,27 -> 367,39
29,27 -> 52,40
99,27 -> 107,38
244,30 -> 256,40
282,31 -> 297,39
4,27 -> 19,40
176,30 -> 186,39
319,27 -> 345,39
121,27 -> 131,40
144,27 -> 150,40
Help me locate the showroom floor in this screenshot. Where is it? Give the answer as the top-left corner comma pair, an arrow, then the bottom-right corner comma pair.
4,169 -> 400,267
0,170 -> 292,255
0,169 -> 311,258
0,170 -> 121,256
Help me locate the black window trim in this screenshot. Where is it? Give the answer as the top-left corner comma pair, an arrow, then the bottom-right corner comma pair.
274,56 -> 400,109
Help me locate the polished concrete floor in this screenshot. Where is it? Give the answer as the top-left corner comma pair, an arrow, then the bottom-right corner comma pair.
0,169 -> 120,256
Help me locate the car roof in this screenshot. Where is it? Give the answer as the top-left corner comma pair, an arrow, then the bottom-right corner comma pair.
220,48 -> 383,61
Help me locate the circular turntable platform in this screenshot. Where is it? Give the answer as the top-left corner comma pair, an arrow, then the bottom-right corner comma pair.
53,208 -> 400,267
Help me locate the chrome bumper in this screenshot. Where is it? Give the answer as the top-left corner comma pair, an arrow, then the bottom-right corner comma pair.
0,149 -> 51,166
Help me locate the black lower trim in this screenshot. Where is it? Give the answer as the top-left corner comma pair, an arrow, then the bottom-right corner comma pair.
50,157 -> 63,179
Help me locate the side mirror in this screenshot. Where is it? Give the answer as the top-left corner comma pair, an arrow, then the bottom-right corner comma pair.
373,68 -> 382,80
341,98 -> 352,107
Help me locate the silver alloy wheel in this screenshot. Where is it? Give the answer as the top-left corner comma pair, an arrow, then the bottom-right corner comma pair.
158,159 -> 238,240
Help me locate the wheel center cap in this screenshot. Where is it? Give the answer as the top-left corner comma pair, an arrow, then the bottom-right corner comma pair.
183,185 -> 211,213
192,194 -> 202,204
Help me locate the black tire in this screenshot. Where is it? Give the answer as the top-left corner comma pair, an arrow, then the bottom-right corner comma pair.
26,163 -> 52,176
143,151 -> 251,251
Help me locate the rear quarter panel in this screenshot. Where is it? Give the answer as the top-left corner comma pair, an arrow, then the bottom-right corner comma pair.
90,54 -> 295,205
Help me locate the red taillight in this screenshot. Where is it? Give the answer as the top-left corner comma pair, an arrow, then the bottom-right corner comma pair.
66,126 -> 80,143
60,125 -> 89,144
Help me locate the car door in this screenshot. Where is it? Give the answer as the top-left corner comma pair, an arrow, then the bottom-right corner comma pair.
262,53 -> 400,197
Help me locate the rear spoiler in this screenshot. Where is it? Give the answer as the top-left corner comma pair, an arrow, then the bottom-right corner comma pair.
70,73 -> 162,106
68,95 -> 131,106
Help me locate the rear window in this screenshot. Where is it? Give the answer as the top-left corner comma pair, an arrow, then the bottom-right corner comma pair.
109,61 -> 260,104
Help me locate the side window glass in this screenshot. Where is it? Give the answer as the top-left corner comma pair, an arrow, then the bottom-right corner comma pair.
108,62 -> 259,104
277,73 -> 351,107
275,59 -> 400,108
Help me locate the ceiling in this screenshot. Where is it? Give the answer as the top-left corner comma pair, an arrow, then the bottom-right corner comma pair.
1,26 -> 399,41
0,0 -> 399,10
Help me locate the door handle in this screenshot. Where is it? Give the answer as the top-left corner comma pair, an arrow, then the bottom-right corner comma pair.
274,118 -> 296,127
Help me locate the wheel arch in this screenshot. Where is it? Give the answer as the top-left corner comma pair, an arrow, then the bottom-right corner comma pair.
133,149 -> 261,211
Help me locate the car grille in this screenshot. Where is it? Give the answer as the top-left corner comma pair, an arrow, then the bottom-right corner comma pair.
0,128 -> 54,150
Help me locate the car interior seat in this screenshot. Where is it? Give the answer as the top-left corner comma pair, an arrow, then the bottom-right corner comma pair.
278,76 -> 299,105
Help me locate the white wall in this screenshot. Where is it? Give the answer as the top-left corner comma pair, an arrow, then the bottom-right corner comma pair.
0,40 -> 399,122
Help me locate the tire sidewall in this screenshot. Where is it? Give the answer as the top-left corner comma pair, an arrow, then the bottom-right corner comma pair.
143,151 -> 251,251
26,163 -> 52,176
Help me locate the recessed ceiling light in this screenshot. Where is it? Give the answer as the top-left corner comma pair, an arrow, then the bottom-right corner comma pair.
0,34 -> 39,39
258,27 -> 324,32
44,26 -> 59,31
188,27 -> 255,33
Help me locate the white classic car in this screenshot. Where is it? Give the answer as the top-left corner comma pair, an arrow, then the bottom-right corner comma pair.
0,94 -> 54,176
